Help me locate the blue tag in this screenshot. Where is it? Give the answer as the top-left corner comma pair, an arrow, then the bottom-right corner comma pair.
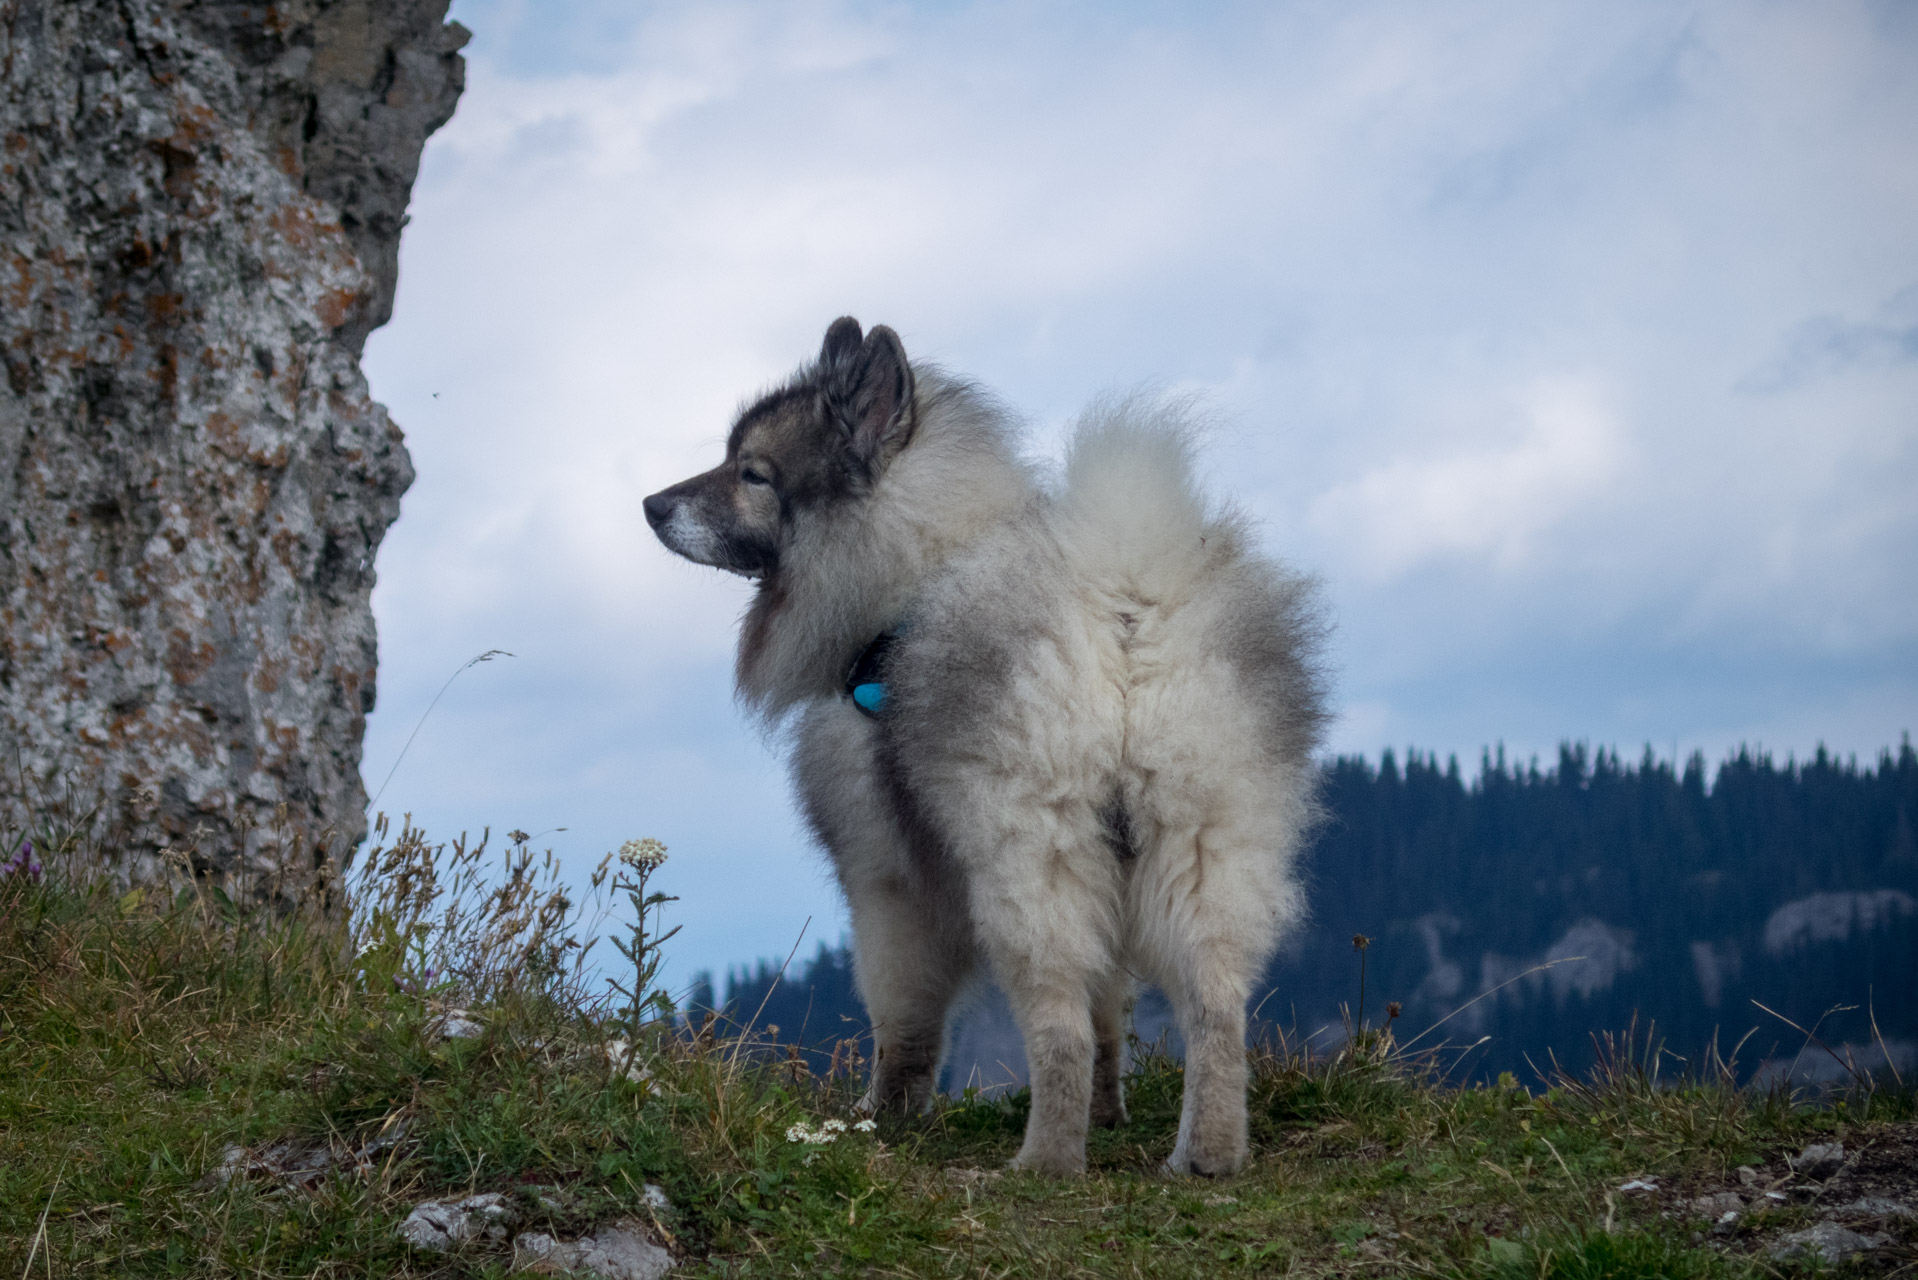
851,683 -> 889,715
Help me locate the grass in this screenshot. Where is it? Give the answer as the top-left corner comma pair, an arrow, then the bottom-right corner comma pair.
1,820 -> 1912,1278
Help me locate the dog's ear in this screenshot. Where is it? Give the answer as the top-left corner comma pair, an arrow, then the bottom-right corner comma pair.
820,316 -> 864,369
821,321 -> 916,471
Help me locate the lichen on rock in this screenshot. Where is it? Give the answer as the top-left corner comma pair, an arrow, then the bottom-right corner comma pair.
0,0 -> 466,877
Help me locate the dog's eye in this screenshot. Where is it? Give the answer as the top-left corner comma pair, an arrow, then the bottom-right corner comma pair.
741,468 -> 772,487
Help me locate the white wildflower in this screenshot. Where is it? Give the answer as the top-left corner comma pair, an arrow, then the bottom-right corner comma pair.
604,1038 -> 651,1083
618,838 -> 668,871
853,1119 -> 877,1133
785,1120 -> 842,1145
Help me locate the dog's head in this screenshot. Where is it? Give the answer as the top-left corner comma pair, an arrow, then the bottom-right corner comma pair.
643,317 -> 917,579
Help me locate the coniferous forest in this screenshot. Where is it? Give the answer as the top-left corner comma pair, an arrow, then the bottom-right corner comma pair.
703,740 -> 1918,1087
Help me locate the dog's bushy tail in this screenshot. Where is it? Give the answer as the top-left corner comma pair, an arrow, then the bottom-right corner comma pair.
1055,394 -> 1234,605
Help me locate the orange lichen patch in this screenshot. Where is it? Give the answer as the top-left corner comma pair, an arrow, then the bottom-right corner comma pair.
202,409 -> 242,454
3,254 -> 31,309
331,665 -> 363,707
254,656 -> 287,694
147,292 -> 186,324
250,442 -> 290,469
165,630 -> 219,687
168,98 -> 220,146
276,144 -> 301,176
156,345 -> 179,400
313,287 -> 357,330
269,527 -> 304,574
266,201 -> 323,252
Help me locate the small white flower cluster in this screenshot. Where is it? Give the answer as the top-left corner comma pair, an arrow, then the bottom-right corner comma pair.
786,1117 -> 877,1146
604,1037 -> 652,1083
618,837 -> 668,871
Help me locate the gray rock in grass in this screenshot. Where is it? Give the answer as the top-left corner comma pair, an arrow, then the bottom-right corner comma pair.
397,1192 -> 516,1251
1788,1141 -> 1845,1179
514,1220 -> 674,1279
1770,1221 -> 1887,1264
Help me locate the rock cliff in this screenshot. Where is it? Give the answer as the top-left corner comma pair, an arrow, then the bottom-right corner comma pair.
1,0 -> 466,877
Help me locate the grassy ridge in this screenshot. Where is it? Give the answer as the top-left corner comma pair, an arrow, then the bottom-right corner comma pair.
1,828 -> 1912,1277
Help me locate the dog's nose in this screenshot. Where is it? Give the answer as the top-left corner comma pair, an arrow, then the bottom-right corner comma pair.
642,492 -> 671,531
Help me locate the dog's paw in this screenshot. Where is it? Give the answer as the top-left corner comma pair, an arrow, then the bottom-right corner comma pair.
1006,1145 -> 1087,1178
1090,1100 -> 1129,1130
1162,1141 -> 1245,1179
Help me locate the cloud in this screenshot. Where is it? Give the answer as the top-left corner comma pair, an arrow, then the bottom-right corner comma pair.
1739,286 -> 1918,394
1308,378 -> 1626,580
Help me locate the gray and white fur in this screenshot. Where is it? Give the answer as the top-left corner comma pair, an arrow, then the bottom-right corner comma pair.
643,318 -> 1327,1176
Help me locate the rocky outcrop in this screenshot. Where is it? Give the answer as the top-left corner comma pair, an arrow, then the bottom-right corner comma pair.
0,0 -> 466,877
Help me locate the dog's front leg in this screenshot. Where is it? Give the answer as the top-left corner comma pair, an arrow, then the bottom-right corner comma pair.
845,875 -> 968,1114
795,703 -> 970,1114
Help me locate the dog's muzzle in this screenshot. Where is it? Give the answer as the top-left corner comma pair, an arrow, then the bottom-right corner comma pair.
643,489 -> 767,579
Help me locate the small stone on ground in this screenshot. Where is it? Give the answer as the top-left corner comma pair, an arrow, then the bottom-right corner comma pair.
398,1193 -> 517,1251
1770,1220 -> 1887,1264
1790,1141 -> 1845,1179
514,1220 -> 673,1279
1833,1196 -> 1916,1219
1692,1191 -> 1743,1218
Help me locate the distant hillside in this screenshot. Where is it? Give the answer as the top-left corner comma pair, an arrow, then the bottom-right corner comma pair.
703,740 -> 1918,1087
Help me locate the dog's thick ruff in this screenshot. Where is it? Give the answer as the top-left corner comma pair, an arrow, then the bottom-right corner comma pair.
644,320 -> 1327,1177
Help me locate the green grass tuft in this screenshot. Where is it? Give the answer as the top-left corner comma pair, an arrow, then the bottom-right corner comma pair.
1468,1229 -> 1732,1280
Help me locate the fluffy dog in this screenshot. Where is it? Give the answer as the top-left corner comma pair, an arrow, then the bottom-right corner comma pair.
644,318 -> 1326,1176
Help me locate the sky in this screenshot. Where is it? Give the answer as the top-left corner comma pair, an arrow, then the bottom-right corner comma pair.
358,0 -> 1918,990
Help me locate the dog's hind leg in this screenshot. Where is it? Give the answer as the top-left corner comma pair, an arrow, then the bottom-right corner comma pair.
963,828 -> 1121,1176
1161,954 -> 1251,1177
1133,807 -> 1301,1178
